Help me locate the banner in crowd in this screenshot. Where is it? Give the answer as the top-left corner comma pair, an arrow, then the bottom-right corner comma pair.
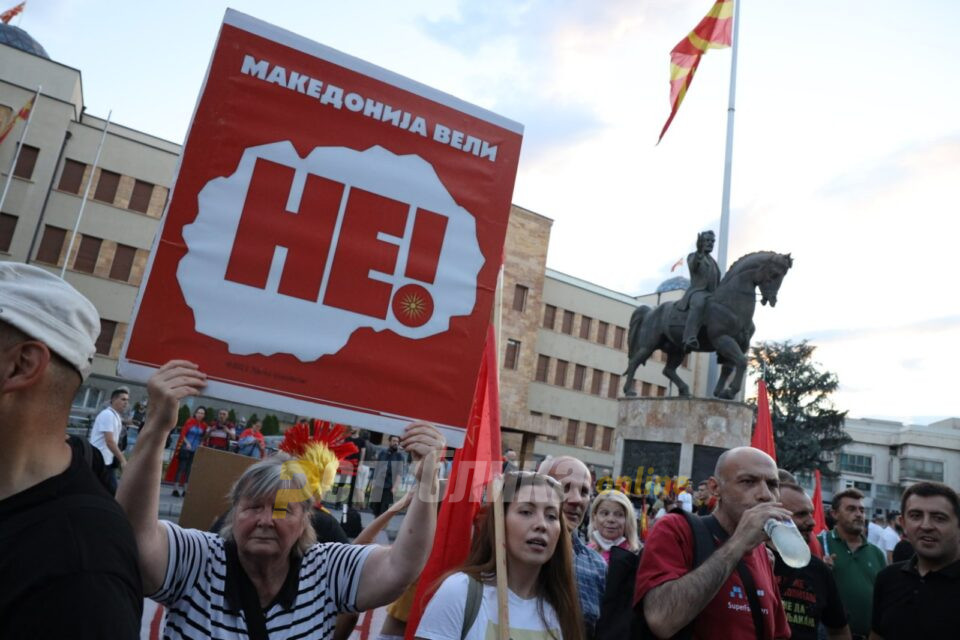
120,10 -> 524,445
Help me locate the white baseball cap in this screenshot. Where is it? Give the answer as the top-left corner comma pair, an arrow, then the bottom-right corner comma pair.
0,263 -> 100,380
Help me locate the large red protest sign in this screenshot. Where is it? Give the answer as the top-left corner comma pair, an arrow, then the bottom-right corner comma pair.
119,10 -> 523,445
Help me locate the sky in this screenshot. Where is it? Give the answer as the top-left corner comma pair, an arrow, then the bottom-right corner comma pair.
14,0 -> 960,425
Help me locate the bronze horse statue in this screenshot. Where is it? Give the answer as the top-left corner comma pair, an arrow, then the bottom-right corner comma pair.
623,251 -> 793,399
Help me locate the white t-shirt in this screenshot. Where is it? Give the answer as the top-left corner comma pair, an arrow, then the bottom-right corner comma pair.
881,525 -> 900,552
416,572 -> 562,640
677,492 -> 693,513
88,406 -> 122,465
867,521 -> 885,547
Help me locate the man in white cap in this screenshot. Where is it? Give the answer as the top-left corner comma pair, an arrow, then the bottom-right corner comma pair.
0,264 -> 142,638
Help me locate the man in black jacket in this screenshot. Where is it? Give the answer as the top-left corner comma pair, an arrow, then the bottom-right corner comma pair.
0,264 -> 142,638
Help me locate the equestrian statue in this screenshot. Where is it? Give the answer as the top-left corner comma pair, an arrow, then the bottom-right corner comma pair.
623,231 -> 793,400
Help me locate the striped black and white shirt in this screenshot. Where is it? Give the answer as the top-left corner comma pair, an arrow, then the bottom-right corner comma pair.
153,521 -> 372,639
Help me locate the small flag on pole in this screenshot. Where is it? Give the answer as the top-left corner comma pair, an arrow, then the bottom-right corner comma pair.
751,378 -> 777,461
670,257 -> 685,272
0,2 -> 25,24
0,95 -> 34,146
658,0 -> 734,142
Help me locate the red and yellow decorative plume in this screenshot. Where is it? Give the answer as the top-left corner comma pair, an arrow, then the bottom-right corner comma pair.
274,419 -> 358,517
658,0 -> 733,143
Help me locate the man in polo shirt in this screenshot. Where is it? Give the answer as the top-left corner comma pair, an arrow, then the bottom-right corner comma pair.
824,488 -> 885,639
870,481 -> 960,639
634,447 -> 792,640
0,264 -> 141,638
773,479 -> 850,640
540,455 -> 606,639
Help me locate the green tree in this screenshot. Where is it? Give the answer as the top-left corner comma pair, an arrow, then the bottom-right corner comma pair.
227,408 -> 237,424
749,340 -> 850,474
247,413 -> 259,427
176,405 -> 190,427
262,414 -> 280,436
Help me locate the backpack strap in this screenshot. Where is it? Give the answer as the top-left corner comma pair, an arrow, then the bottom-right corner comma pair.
701,515 -> 766,640
461,576 -> 484,640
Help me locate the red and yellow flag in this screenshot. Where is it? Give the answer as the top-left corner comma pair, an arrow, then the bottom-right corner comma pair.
0,2 -> 25,24
658,0 -> 734,142
0,94 -> 34,146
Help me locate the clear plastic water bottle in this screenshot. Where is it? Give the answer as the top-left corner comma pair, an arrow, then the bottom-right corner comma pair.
764,518 -> 811,568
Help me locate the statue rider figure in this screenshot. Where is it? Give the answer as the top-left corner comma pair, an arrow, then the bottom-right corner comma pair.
678,230 -> 721,352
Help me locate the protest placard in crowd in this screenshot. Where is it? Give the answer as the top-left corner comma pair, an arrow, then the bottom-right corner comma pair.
120,10 -> 523,445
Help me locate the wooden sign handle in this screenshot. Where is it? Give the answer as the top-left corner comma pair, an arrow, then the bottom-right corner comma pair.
491,474 -> 510,640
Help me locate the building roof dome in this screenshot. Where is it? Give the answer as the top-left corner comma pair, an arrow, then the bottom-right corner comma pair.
0,24 -> 49,59
656,275 -> 689,293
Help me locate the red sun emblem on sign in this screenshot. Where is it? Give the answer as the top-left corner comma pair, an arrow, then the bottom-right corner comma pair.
391,284 -> 434,328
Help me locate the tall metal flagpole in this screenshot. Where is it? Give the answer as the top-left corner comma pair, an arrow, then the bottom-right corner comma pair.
708,0 -> 742,394
0,85 -> 42,215
61,110 -> 111,278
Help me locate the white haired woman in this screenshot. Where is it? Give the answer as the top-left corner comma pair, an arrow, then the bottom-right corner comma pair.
117,360 -> 445,639
587,490 -> 641,562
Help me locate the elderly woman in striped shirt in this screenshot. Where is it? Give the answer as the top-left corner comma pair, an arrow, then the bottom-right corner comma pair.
117,361 -> 445,639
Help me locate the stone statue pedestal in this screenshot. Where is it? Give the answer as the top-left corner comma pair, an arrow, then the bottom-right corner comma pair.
614,397 -> 753,487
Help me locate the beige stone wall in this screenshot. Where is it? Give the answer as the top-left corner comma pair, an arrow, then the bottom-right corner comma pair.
498,205 -> 557,441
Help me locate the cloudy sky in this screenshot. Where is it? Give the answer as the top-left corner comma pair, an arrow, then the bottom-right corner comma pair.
17,0 -> 959,425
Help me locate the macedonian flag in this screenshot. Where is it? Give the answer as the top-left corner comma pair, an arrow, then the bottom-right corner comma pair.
0,94 -> 34,146
658,0 -> 733,143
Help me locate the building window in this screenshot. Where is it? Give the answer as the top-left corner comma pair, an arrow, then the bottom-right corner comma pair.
128,179 -> 154,213
641,381 -> 652,396
543,304 -> 556,330
607,373 -> 620,398
94,169 -> 120,204
512,284 -> 528,312
591,369 -> 604,395
13,144 -> 39,179
601,427 -> 614,452
573,364 -> 586,391
840,453 -> 873,476
110,244 -> 137,281
561,310 -> 574,334
535,355 -> 550,382
579,316 -> 592,339
900,458 -> 944,482
597,321 -> 609,345
530,410 -> 543,417
584,423 -> 597,448
96,319 -> 117,355
657,385 -> 667,397
614,326 -> 626,349
0,212 -> 16,252
565,419 -> 579,446
554,360 -> 568,386
35,225 -> 66,264
58,159 -> 86,193
72,385 -> 105,410
73,235 -> 102,273
504,339 -> 520,370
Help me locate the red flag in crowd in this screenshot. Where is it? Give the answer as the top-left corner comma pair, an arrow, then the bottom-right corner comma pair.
0,2 -> 25,24
0,95 -> 34,146
811,469 -> 827,535
658,0 -> 734,142
751,379 -> 777,461
404,325 -> 502,639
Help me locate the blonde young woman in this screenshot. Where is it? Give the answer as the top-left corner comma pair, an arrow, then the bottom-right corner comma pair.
416,472 -> 584,640
586,490 -> 641,563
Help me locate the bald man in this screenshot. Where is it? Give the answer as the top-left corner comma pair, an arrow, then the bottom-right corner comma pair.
540,456 -> 606,639
633,447 -> 792,640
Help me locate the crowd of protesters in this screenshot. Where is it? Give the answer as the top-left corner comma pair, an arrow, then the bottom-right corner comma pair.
3,263 -> 960,640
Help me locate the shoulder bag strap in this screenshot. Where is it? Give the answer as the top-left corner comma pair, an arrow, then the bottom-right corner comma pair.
702,515 -> 766,640
461,576 -> 484,640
